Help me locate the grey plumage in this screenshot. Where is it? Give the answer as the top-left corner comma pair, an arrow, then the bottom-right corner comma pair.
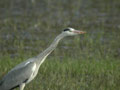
0,28 -> 86,90
0,62 -> 36,89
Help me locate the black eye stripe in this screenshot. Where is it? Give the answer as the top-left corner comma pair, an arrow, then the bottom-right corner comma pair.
63,29 -> 70,31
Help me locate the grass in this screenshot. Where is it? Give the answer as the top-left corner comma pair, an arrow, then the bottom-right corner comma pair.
0,57 -> 120,90
0,0 -> 120,90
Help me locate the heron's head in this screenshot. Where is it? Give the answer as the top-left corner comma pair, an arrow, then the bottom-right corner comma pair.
62,27 -> 86,36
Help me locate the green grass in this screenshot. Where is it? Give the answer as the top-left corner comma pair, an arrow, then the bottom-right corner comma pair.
0,0 -> 120,90
0,57 -> 120,90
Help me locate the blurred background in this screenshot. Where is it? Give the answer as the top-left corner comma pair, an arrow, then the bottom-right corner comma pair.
0,0 -> 120,90
0,0 -> 120,59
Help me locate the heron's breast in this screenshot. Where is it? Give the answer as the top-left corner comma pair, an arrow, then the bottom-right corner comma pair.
26,63 -> 38,84
32,63 -> 36,72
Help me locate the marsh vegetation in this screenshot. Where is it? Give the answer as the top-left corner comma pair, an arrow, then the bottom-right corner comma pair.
0,0 -> 120,90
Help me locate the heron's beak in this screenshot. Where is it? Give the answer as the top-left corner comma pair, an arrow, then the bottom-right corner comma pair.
73,30 -> 86,34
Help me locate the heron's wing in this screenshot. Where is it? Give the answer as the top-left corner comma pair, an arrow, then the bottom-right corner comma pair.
0,62 -> 36,90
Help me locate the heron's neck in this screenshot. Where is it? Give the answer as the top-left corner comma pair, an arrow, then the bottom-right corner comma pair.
36,33 -> 66,65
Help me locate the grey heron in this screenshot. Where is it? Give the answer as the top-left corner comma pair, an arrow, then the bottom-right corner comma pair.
0,27 -> 86,90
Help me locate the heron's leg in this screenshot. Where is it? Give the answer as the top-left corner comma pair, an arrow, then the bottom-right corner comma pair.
20,83 -> 25,90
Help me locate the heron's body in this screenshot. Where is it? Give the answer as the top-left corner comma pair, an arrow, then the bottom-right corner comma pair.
0,28 -> 86,90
